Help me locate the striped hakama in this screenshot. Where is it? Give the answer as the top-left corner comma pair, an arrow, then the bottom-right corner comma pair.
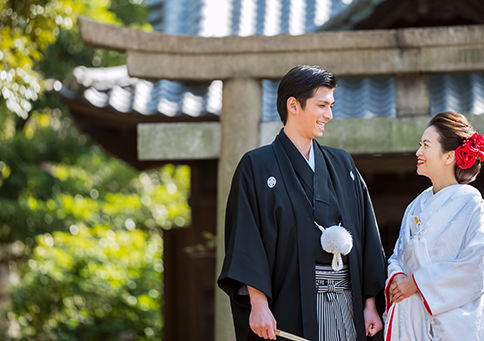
316,264 -> 356,341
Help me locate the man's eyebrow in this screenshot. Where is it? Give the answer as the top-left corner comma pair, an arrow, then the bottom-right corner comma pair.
317,99 -> 335,105
422,139 -> 431,143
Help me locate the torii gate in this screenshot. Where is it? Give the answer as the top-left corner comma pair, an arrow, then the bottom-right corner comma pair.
78,17 -> 484,340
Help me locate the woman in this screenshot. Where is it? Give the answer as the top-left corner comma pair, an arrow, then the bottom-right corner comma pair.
384,111 -> 484,341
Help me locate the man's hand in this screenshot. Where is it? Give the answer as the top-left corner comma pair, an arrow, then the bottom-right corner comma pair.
364,297 -> 383,337
247,286 -> 277,340
390,274 -> 417,303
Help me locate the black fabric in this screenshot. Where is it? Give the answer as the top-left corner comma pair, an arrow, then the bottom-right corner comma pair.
218,129 -> 386,341
278,132 -> 346,265
278,131 -> 315,207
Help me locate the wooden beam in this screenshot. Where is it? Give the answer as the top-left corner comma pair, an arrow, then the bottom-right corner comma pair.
138,115 -> 484,160
125,45 -> 484,80
78,17 -> 484,80
262,116 -> 429,154
78,17 -> 484,54
137,122 -> 220,160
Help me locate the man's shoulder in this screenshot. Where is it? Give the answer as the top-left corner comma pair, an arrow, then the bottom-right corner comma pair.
234,145 -> 275,175
316,143 -> 355,168
242,145 -> 274,163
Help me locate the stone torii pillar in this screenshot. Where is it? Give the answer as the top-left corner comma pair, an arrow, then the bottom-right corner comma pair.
216,78 -> 262,340
77,17 -> 484,340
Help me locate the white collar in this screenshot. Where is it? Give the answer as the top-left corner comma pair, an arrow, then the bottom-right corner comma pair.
299,141 -> 315,172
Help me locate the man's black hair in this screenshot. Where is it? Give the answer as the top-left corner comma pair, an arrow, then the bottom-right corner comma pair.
276,65 -> 337,125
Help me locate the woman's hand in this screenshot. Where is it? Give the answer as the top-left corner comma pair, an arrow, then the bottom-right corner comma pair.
364,297 -> 383,337
247,286 -> 277,340
390,274 -> 418,303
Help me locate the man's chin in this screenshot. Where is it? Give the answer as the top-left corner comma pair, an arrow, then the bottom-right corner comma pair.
314,132 -> 324,139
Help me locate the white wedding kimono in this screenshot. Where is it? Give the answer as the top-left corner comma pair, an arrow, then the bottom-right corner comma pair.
384,184 -> 484,341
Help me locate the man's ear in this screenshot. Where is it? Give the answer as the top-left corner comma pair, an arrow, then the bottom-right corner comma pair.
445,150 -> 456,165
287,97 -> 298,116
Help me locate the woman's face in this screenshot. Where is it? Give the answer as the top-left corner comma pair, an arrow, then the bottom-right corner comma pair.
416,126 -> 452,179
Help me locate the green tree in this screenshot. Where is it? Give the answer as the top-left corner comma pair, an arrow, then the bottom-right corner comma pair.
0,0 -> 150,119
0,0 -> 189,339
8,226 -> 164,340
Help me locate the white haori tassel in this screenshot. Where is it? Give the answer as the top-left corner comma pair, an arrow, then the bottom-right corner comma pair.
315,221 -> 353,271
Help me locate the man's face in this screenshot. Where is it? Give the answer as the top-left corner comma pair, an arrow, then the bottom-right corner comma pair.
289,86 -> 335,140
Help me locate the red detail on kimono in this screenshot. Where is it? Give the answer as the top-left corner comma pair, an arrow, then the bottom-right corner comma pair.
412,274 -> 433,315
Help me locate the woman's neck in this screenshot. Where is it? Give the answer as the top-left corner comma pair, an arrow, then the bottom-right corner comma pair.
431,175 -> 459,194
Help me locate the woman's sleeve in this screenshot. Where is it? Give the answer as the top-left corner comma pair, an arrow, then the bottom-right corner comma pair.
385,238 -> 406,312
412,202 -> 484,316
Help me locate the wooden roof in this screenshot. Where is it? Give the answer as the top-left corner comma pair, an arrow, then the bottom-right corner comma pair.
319,0 -> 484,31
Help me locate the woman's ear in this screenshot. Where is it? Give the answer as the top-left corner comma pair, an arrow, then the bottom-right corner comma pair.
445,150 -> 456,165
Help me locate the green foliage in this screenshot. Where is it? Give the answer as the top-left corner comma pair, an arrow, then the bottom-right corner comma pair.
0,0 -> 150,118
0,0 -> 187,340
8,227 -> 163,340
0,103 -> 190,340
0,108 -> 191,245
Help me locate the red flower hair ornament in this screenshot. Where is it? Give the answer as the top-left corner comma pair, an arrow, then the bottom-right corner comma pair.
455,133 -> 484,169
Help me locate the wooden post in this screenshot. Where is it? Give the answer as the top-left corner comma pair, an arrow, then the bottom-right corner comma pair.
395,75 -> 430,117
215,78 -> 262,341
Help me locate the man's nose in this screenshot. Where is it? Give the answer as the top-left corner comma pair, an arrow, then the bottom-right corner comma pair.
325,108 -> 333,121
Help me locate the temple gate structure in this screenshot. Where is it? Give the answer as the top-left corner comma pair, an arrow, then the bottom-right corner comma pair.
72,5 -> 484,339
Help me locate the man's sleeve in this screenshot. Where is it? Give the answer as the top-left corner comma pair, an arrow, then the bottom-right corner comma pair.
217,154 -> 273,305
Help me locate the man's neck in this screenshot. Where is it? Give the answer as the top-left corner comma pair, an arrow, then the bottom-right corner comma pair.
283,126 -> 312,160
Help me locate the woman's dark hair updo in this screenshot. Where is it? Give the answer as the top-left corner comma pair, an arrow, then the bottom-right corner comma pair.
429,111 -> 481,184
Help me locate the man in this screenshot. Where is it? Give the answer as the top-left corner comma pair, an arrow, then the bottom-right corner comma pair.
218,65 -> 386,341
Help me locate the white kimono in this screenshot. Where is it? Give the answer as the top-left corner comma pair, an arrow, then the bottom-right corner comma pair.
384,184 -> 484,341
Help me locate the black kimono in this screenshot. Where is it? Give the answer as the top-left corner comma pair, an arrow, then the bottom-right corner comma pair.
218,130 -> 386,341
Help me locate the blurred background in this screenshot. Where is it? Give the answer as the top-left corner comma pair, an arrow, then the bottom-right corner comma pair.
2,0 -> 484,340
0,0 -> 184,340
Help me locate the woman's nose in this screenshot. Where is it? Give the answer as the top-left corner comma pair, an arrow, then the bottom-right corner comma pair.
416,147 -> 422,157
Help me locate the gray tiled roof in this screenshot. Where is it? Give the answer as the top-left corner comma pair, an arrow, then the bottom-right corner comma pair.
67,0 -> 381,121
334,76 -> 396,119
64,0 -> 484,122
147,0 -> 353,36
429,72 -> 484,116
62,65 -> 222,119
315,0 -> 385,32
262,76 -> 397,121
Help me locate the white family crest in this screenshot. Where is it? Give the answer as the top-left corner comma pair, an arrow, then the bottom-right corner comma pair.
267,176 -> 277,188
350,171 -> 355,181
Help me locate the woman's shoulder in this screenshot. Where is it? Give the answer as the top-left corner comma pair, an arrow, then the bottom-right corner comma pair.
456,184 -> 483,203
